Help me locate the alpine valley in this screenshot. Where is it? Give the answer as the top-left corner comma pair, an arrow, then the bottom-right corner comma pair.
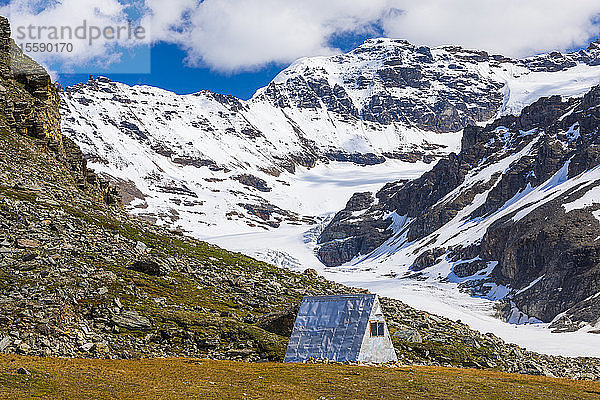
57,36 -> 600,358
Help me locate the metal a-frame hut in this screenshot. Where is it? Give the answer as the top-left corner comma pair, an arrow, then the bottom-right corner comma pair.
284,294 -> 397,363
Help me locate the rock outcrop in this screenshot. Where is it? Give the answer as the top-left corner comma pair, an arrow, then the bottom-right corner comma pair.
0,16 -> 119,207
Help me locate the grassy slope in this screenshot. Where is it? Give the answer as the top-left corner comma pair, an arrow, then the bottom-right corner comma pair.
1,356 -> 600,400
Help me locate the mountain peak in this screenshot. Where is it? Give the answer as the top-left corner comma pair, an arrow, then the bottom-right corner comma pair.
588,39 -> 600,50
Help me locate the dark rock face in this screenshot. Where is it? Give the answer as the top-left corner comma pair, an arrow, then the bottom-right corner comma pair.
453,260 -> 488,278
201,91 -> 247,113
237,200 -> 304,229
0,17 -> 10,79
412,248 -> 446,272
475,87 -> 600,323
525,51 -> 577,72
263,75 -> 359,119
481,205 -> 600,323
171,156 -> 216,169
319,86 -> 600,327
255,305 -> 300,337
361,91 -> 502,134
324,151 -> 386,166
317,192 -> 393,266
128,259 -> 167,277
317,238 -> 364,268
233,174 -> 271,192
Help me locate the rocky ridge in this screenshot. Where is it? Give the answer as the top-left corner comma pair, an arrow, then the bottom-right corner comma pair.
318,84 -> 600,331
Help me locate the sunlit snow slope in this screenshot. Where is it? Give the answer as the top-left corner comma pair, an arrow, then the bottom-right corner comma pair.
61,39 -> 600,239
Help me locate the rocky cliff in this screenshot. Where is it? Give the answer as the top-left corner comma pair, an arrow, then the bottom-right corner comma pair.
318,85 -> 600,331
0,17 -> 118,206
0,17 -> 60,143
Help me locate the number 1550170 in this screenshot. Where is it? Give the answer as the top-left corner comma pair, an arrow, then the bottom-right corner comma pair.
18,42 -> 73,52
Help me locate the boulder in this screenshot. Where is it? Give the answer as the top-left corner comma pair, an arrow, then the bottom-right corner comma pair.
256,305 -> 300,337
15,238 -> 39,249
0,336 -> 11,352
128,259 -> 167,277
111,310 -> 152,331
393,329 -> 423,343
303,268 -> 318,278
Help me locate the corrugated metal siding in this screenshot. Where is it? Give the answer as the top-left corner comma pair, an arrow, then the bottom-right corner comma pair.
284,294 -> 375,362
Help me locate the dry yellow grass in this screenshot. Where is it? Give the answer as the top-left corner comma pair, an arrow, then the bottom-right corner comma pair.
1,355 -> 600,399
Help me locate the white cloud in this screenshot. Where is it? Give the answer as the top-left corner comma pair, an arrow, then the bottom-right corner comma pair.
1,0 -> 150,73
147,0 -> 600,72
382,0 -> 600,58
148,0 -> 400,72
2,0 -> 600,74
143,0 -> 195,43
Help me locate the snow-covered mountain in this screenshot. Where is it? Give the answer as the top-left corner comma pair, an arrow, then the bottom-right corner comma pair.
61,39 -> 600,240
60,39 -> 600,349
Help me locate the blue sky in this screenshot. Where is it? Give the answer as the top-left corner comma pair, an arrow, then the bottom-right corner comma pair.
2,0 -> 600,100
57,33 -> 373,99
56,44 -> 284,99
